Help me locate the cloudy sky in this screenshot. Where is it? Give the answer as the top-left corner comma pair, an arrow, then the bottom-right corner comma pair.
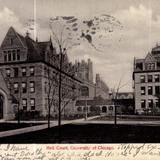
0,0 -> 160,92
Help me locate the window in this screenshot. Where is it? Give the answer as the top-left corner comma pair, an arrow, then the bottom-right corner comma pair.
22,82 -> 27,93
6,68 -> 11,77
136,63 -> 143,70
8,51 -> 11,61
30,98 -> 35,110
148,99 -> 153,108
108,106 -> 113,111
141,100 -> 146,108
155,86 -> 160,95
141,86 -> 145,95
148,75 -> 152,83
102,106 -> 107,112
22,67 -> 26,76
140,75 -> 145,83
30,81 -> 35,93
156,99 -> 160,108
12,50 -> 16,61
148,86 -> 153,95
13,68 -> 18,77
14,82 -> 18,94
17,49 -> 20,60
22,99 -> 27,110
155,74 -> 160,82
30,67 -> 35,76
4,54 -> 7,62
146,63 -> 155,70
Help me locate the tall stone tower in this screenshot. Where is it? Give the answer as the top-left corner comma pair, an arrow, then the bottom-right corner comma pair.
88,58 -> 93,83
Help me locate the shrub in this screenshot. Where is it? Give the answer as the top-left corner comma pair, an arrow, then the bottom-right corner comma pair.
15,110 -> 40,120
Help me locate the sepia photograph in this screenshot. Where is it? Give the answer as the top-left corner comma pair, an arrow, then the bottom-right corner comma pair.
0,0 -> 160,147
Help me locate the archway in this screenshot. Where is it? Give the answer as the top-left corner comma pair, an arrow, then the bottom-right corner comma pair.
0,94 -> 4,119
102,106 -> 107,113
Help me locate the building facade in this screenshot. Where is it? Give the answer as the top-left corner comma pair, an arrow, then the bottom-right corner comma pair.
133,44 -> 160,114
0,27 -> 81,120
76,59 -> 109,100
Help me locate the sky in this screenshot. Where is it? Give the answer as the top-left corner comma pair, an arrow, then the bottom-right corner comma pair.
0,0 -> 160,92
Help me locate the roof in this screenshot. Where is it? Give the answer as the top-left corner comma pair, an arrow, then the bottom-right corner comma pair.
152,45 -> 160,52
2,27 -> 54,62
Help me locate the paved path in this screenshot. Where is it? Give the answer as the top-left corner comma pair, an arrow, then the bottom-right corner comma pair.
0,115 -> 101,138
1,115 -> 160,138
79,120 -> 160,126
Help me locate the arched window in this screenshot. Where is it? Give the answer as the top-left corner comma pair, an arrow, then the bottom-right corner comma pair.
109,106 -> 113,111
102,106 -> 107,113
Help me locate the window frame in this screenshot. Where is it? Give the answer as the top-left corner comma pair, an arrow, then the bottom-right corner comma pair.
141,86 -> 146,95
30,66 -> 35,76
148,86 -> 153,95
30,81 -> 35,93
22,98 -> 27,110
30,98 -> 35,110
22,67 -> 27,77
22,82 -> 27,93
140,75 -> 145,83
13,82 -> 19,94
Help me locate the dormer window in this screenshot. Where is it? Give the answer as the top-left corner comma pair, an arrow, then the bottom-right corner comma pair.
146,63 -> 155,70
17,49 -> 20,60
13,50 -> 16,61
8,51 -> 11,61
3,49 -> 20,62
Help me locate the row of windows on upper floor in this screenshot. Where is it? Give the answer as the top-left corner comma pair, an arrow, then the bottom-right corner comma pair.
21,98 -> 35,111
135,62 -> 160,71
3,50 -> 21,62
10,81 -> 35,94
141,86 -> 160,96
141,99 -> 160,109
6,66 -> 35,77
140,74 -> 160,83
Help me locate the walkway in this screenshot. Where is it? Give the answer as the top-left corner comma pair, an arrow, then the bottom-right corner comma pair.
0,115 -> 100,138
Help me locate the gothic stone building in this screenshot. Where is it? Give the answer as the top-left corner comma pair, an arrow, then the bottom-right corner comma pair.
133,44 -> 160,114
0,27 -> 81,120
76,59 -> 109,100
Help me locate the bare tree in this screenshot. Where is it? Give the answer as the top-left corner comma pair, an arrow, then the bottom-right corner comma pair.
110,77 -> 129,125
47,15 -> 123,142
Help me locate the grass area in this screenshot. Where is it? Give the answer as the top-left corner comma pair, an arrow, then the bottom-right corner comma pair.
93,115 -> 160,121
1,123 -> 160,143
0,122 -> 44,132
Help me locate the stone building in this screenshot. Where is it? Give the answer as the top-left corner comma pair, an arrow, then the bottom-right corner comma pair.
133,44 -> 160,114
75,98 -> 115,116
0,27 -> 81,120
75,59 -> 109,100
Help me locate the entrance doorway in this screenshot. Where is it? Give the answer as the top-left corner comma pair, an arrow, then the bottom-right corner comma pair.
0,95 -> 3,119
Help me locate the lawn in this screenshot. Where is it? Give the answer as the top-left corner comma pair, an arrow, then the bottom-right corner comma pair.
0,122 -> 43,132
1,123 -> 160,143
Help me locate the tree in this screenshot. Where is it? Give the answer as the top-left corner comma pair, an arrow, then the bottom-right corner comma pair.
110,77 -> 129,125
48,15 -> 123,141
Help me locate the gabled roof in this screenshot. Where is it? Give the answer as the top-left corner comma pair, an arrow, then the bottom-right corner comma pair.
1,27 -> 55,62
145,52 -> 157,62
